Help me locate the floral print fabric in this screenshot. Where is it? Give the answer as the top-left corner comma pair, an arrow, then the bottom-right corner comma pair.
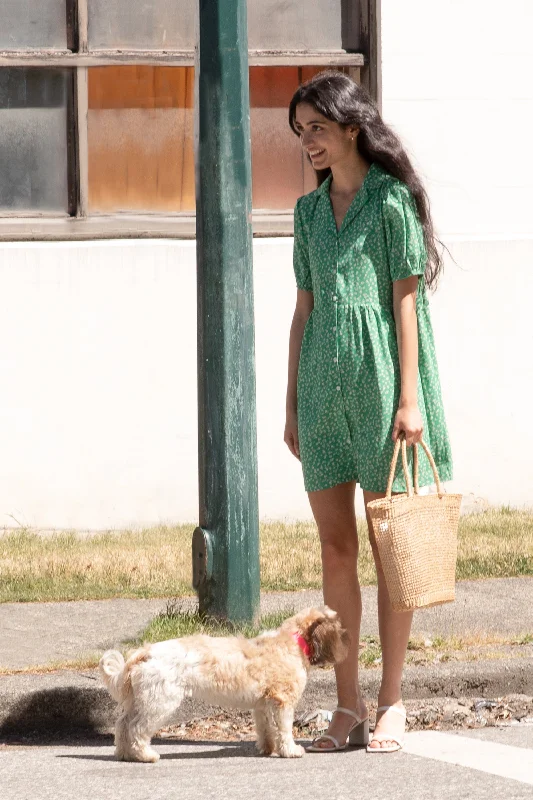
293,163 -> 453,493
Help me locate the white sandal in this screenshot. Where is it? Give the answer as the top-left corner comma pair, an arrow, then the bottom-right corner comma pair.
366,705 -> 406,753
306,706 -> 369,753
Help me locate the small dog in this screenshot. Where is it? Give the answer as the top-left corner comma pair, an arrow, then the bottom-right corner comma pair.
99,606 -> 349,762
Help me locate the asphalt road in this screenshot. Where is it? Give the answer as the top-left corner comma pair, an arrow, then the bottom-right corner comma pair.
1,725 -> 532,800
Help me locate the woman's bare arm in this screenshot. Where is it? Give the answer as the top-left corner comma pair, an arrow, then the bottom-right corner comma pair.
284,289 -> 314,458
392,276 -> 423,445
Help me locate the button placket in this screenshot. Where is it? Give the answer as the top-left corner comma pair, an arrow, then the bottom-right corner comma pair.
333,237 -> 341,393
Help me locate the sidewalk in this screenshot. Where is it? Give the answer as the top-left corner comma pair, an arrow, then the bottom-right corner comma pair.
1,578 -> 532,739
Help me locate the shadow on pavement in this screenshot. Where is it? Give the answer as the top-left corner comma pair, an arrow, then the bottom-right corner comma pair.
58,740 -> 259,760
0,686 -> 115,742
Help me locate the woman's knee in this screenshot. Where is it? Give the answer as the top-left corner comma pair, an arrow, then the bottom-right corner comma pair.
308,482 -> 358,566
319,527 -> 359,567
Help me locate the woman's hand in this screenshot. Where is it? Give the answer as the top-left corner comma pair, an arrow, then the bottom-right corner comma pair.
284,410 -> 300,459
392,403 -> 423,446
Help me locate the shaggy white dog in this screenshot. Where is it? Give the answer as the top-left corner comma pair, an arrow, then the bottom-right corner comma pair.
99,606 -> 349,762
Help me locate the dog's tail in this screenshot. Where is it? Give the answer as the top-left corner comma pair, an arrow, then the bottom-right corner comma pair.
99,650 -> 127,703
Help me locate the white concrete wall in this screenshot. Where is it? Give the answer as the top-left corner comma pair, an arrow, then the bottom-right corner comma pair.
380,0 -> 533,511
0,241 -> 199,529
1,233 -> 531,529
381,0 -> 533,237
1,0 -> 532,529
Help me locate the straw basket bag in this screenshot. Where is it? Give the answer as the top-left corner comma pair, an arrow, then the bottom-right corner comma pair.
367,437 -> 462,612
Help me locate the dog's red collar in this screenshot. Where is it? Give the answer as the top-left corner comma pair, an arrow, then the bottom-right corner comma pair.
292,632 -> 311,659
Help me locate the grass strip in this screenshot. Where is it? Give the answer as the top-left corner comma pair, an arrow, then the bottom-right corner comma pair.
131,602 -> 296,645
0,508 -> 531,603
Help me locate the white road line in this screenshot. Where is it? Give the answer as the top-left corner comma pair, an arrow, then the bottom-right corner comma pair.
404,732 -> 533,786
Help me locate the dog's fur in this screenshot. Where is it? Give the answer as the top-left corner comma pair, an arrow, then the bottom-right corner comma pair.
99,606 -> 349,762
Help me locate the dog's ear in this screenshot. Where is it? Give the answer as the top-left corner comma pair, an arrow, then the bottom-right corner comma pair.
308,615 -> 350,666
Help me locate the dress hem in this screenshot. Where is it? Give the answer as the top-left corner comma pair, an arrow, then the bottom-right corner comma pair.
304,462 -> 454,495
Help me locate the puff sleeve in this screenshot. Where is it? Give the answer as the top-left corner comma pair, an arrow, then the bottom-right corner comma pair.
293,199 -> 313,292
383,183 -> 427,282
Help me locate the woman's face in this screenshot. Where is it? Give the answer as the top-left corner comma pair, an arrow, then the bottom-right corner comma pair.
293,102 -> 356,171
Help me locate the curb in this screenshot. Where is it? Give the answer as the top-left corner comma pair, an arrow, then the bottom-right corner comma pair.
1,659 -> 531,739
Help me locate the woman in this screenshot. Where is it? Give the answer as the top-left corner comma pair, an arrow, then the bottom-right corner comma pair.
284,71 -> 452,753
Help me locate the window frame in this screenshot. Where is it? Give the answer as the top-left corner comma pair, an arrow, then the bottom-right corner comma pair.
0,0 -> 376,242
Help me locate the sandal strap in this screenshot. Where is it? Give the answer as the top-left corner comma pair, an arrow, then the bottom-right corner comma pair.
376,705 -> 406,718
334,706 -> 364,723
311,734 -> 341,749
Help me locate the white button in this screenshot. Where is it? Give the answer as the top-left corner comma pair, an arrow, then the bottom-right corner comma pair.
332,295 -> 337,301
333,357 -> 338,363
333,326 -> 336,332
336,385 -> 341,391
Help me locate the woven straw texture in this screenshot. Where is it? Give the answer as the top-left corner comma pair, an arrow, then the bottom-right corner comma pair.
367,438 -> 462,612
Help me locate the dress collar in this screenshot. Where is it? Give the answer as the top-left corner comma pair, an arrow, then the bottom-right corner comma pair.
317,162 -> 387,233
316,161 -> 385,196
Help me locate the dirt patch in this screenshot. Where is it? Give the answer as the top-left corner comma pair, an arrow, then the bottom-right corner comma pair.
158,694 -> 533,743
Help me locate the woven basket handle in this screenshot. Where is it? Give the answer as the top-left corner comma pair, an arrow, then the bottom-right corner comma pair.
385,436 -> 443,499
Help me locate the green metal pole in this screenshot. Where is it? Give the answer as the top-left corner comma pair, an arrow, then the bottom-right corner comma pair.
192,0 -> 260,622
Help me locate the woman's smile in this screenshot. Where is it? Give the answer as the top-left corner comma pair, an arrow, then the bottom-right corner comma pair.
308,147 -> 326,162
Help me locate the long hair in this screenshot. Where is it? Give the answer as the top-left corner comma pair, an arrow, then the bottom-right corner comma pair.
289,71 -> 443,290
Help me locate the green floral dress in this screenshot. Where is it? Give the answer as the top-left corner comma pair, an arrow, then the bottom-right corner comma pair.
293,163 -> 453,493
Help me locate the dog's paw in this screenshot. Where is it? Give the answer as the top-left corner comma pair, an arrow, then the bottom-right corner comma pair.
279,743 -> 305,758
138,749 -> 160,763
118,748 -> 160,763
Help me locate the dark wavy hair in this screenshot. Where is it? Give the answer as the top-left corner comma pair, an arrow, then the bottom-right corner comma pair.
289,71 -> 443,290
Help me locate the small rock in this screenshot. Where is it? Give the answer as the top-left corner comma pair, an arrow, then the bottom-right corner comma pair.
474,700 -> 498,712
295,709 -> 332,730
442,702 -> 462,721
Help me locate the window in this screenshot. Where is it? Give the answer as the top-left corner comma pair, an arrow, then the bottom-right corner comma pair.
88,66 -> 195,213
0,69 -> 72,213
0,1 -> 369,240
87,0 -> 195,51
0,1 -> 70,50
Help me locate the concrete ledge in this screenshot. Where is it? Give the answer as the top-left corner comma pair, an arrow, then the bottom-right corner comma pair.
1,660 -> 531,740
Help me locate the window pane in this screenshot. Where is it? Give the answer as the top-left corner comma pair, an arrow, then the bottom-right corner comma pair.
250,67 -> 311,210
88,1 -> 195,50
87,0 -> 353,52
88,67 -> 194,213
0,69 -> 69,213
250,67 -> 350,210
248,0 -> 344,51
0,1 -> 67,50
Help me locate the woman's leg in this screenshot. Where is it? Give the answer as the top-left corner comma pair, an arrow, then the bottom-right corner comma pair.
307,481 -> 367,748
363,489 -> 413,749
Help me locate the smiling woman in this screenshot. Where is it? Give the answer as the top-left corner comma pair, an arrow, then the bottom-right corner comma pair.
284,70 -> 453,754
291,102 -> 359,193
